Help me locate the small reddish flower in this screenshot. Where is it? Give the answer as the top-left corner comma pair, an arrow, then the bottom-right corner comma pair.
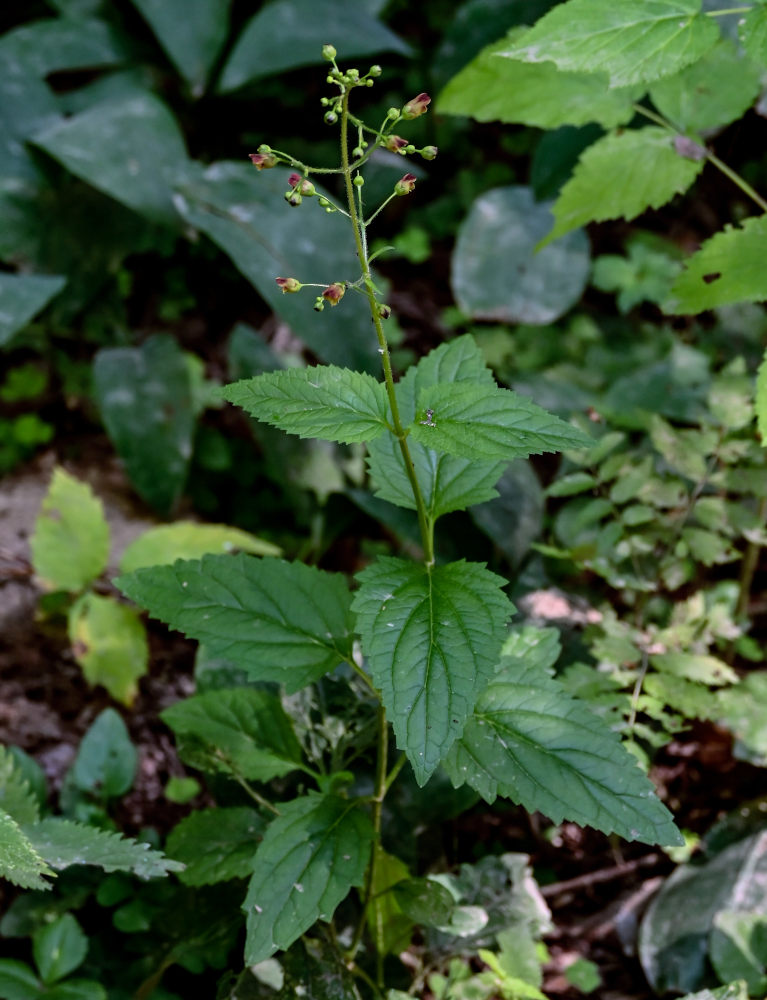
249,151 -> 277,170
288,173 -> 316,196
384,135 -> 409,154
394,173 -> 417,196
402,93 -> 431,119
322,283 -> 345,306
275,277 -> 302,293
378,303 -> 392,319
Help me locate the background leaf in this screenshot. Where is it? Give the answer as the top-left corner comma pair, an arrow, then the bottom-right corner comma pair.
452,186 -> 591,323
67,709 -> 137,800
30,468 -> 109,592
34,913 -> 87,986
166,807 -> 266,886
119,522 -> 280,573
667,216 -> 767,313
243,794 -> 374,963
470,461 -> 544,567
542,128 -> 705,246
352,557 -> 514,785
218,0 -> 408,91
0,273 -> 67,348
0,16 -> 127,76
68,595 -> 149,705
130,0 -> 232,94
444,658 -> 683,845
93,334 -> 197,514
162,688 -> 305,782
118,554 -> 355,692
501,0 -> 719,86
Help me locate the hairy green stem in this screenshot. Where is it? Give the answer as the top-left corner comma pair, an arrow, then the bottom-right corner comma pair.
340,87 -> 435,566
632,103 -> 767,213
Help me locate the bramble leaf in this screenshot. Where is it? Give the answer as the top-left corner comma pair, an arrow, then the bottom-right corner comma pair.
162,689 -> 305,781
243,793 -> 374,963
353,557 -> 514,785
667,216 -> 767,313
222,366 -> 390,444
30,468 -> 110,593
24,818 -> 184,879
166,807 -> 266,885
117,554 -> 355,692
0,811 -> 54,890
438,30 -> 637,129
367,336 -> 506,518
444,658 -> 683,846
500,0 -> 719,87
542,128 -> 704,246
410,382 -> 593,461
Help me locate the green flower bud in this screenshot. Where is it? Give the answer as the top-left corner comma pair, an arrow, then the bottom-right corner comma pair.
420,145 -> 438,160
322,44 -> 337,61
324,110 -> 338,125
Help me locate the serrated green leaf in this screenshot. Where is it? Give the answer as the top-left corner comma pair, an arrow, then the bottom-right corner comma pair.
218,0 -> 408,91
353,557 -> 514,785
67,595 -> 148,705
166,807 -> 266,886
243,794 -> 374,964
130,0 -> 231,93
0,811 -> 54,890
24,818 -> 184,879
30,468 -> 109,592
34,913 -> 87,986
740,4 -> 767,65
438,30 -> 637,128
119,521 -> 280,573
222,366 -> 390,444
368,336 -> 506,518
667,215 -> 767,313
117,554 -> 355,692
410,382 -> 593,461
649,39 -> 761,134
31,91 -> 189,227
0,747 -> 40,826
444,660 -> 683,845
93,334 -> 196,515
542,128 -> 704,246
452,186 -> 591,323
162,688 -> 304,782
501,0 -> 719,87
0,273 -> 67,348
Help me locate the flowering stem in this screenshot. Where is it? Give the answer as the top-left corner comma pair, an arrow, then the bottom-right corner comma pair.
340,88 -> 435,567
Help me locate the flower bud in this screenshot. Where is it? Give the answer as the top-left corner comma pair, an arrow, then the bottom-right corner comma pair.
288,173 -> 316,196
249,151 -> 277,170
276,277 -> 302,293
322,44 -> 337,61
394,173 -> 417,196
322,282 -> 345,306
386,107 -> 400,120
402,93 -> 431,119
284,190 -> 303,206
353,175 -> 364,187
324,110 -> 338,125
420,145 -> 438,160
385,135 -> 408,154
369,65 -> 382,77
378,303 -> 392,319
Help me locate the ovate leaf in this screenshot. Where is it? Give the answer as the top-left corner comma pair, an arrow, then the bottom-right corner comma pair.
68,708 -> 137,799
366,846 -> 414,956
93,334 -> 196,515
452,186 -> 591,323
222,366 -> 390,444
162,689 -> 304,781
410,382 -> 592,461
130,0 -> 231,94
353,557 -> 514,785
243,794 -> 374,963
166,807 -> 266,885
501,0 -> 719,87
25,818 -> 184,879
34,913 -> 87,985
0,17 -> 126,76
367,336 -> 506,518
438,30 -> 637,129
739,4 -> 767,66
710,911 -> 767,997
218,0 -> 408,91
119,521 -> 280,573
30,468 -> 110,592
68,594 -> 149,705
0,958 -> 42,999
444,659 -> 683,845
0,811 -> 54,890
0,274 -> 66,348
542,128 -> 704,246
667,216 -> 767,313
117,554 -> 355,692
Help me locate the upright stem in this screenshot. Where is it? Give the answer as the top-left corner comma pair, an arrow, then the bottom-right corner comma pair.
340,89 -> 435,566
